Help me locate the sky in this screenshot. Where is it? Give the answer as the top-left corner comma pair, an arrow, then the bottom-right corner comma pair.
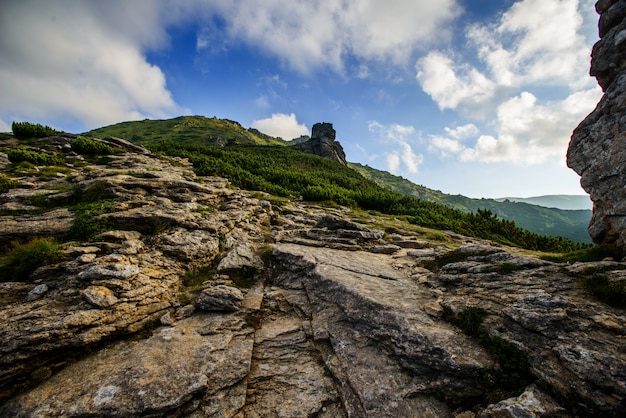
0,0 -> 603,199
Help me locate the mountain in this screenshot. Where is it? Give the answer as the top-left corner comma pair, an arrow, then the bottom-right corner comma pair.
85,115 -> 287,147
495,195 -> 592,210
1,132 -> 623,416
349,163 -> 592,243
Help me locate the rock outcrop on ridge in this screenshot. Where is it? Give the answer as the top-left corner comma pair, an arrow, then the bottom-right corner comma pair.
295,122 -> 347,165
0,134 -> 624,417
568,0 -> 626,255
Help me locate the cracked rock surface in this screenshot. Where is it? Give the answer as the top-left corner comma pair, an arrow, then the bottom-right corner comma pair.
0,136 -> 625,417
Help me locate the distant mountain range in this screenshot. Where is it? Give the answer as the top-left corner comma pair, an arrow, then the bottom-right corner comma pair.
495,195 -> 592,211
349,163 -> 592,243
85,116 -> 592,243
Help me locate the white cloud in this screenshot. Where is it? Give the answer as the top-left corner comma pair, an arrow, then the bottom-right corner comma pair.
419,0 -> 602,165
368,121 -> 423,174
0,1 -> 187,132
468,0 -> 592,88
386,152 -> 401,174
416,51 -> 496,111
251,113 -> 308,140
428,87 -> 602,164
429,136 -> 465,158
205,0 -> 461,74
445,124 -> 479,140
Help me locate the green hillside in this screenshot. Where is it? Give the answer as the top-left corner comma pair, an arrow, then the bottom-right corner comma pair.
84,115 -> 287,147
349,163 -> 592,243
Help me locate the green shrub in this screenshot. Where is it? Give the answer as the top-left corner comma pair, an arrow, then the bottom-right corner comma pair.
69,200 -> 114,240
71,137 -> 116,156
0,174 -> 18,193
582,273 -> 626,308
11,121 -> 58,139
7,148 -> 63,166
0,238 -> 64,281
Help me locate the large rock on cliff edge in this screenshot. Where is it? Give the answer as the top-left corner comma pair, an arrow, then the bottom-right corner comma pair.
295,122 -> 347,165
567,0 -> 626,254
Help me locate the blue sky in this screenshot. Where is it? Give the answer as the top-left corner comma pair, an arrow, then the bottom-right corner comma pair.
0,0 -> 602,198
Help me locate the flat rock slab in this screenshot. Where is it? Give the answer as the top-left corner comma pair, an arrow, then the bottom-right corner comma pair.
0,314 -> 254,417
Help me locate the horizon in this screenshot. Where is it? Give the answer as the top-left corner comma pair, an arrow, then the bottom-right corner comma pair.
0,0 -> 601,199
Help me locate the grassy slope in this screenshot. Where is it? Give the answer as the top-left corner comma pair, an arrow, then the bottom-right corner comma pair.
349,163 -> 592,243
84,115 -> 287,147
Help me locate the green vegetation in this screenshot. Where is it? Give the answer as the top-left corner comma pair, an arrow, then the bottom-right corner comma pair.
581,273 -> 626,309
0,238 -> 65,282
443,306 -> 533,396
350,162 -> 592,243
147,141 -> 587,253
541,245 -> 615,263
84,115 -> 286,147
71,137 -> 117,156
7,148 -> 63,166
0,174 -> 18,193
68,182 -> 116,240
11,121 -> 58,140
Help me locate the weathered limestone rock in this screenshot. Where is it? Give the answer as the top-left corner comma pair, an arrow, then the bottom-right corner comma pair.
295,122 -> 347,165
567,0 -> 626,254
271,243 -> 494,416
0,208 -> 74,247
195,285 -> 244,312
0,314 -> 254,417
480,384 -> 567,418
217,242 -> 264,273
81,285 -> 118,308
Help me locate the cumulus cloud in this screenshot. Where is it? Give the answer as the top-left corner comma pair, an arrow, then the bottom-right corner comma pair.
428,87 -> 602,164
368,121 -> 423,174
416,51 -> 496,111
204,0 -> 461,73
251,113 -> 309,140
468,0 -> 591,88
418,0 -> 602,165
0,0 -> 188,132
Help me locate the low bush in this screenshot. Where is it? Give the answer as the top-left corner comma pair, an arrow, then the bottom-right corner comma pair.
7,148 -> 63,166
71,137 -> 116,156
69,201 -> 114,240
0,238 -> 65,281
0,174 -> 18,193
582,273 -> 626,308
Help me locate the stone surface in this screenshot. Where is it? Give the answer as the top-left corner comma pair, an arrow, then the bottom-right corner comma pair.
295,122 -> 347,165
195,285 -> 244,312
480,384 -> 567,418
217,242 -> 264,273
567,0 -> 626,254
1,124 -> 625,416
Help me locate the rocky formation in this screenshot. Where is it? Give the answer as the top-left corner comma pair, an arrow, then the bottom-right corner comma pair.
567,0 -> 626,254
0,134 -> 625,416
295,122 -> 347,165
